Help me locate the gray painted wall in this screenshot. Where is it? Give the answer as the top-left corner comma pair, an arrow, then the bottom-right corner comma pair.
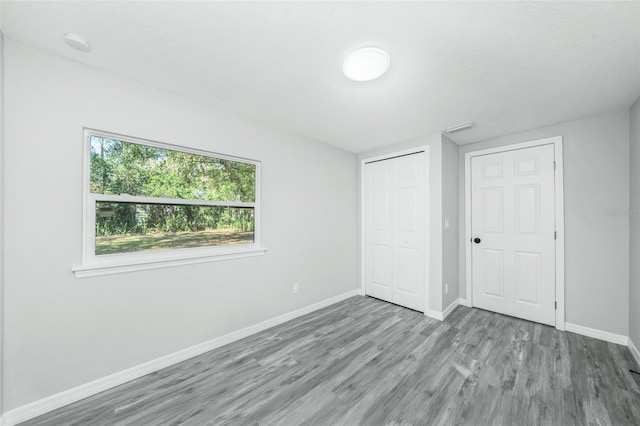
441,135 -> 459,309
3,41 -> 359,410
458,111 -> 631,336
629,97 -> 640,348
3,32 -> 635,416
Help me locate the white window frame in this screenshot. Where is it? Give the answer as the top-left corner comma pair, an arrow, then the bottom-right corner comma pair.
73,128 -> 265,278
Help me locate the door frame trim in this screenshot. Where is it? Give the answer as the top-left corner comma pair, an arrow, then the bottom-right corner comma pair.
464,136 -> 565,330
360,146 -> 430,313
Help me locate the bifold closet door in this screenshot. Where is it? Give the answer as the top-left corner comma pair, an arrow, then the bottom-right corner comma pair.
364,152 -> 426,312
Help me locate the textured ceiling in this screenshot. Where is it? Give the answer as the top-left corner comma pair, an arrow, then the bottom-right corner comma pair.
2,1 -> 639,153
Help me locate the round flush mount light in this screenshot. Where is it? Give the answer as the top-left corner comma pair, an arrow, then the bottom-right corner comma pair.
343,47 -> 390,82
64,33 -> 91,53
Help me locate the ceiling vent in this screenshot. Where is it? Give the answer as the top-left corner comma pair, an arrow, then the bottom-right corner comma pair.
443,122 -> 475,134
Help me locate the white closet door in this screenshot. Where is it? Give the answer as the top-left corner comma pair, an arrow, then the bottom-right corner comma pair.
364,152 -> 425,312
471,144 -> 556,325
364,159 -> 394,303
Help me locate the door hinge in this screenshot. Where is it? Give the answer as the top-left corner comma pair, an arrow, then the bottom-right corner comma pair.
555,301 -> 557,310
553,161 -> 556,170
554,231 -> 557,240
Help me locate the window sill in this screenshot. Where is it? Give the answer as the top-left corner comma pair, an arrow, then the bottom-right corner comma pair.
72,246 -> 267,278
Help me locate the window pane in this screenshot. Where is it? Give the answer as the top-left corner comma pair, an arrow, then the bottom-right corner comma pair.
95,202 -> 254,255
90,136 -> 256,202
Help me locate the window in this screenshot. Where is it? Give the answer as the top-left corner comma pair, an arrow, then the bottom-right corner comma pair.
74,129 -> 264,277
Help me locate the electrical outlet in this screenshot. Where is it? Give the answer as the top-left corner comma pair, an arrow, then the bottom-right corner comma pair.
293,282 -> 300,294
444,218 -> 450,229
445,283 -> 449,294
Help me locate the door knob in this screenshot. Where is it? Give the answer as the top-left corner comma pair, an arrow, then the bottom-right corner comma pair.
473,237 -> 481,244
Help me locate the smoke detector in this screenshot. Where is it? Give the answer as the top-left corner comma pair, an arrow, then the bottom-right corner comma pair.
64,33 -> 91,53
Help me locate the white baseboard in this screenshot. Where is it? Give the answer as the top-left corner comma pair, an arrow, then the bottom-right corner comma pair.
426,298 -> 465,321
458,298 -> 471,307
565,322 -> 629,346
629,338 -> 640,368
3,289 -> 361,426
442,299 -> 461,320
426,309 -> 443,321
425,299 -> 467,321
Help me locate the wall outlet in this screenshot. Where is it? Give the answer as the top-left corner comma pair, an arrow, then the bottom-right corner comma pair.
444,218 -> 450,229
293,282 -> 300,294
445,283 -> 449,294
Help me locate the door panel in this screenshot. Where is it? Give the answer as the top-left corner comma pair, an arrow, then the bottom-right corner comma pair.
396,247 -> 419,294
515,184 -> 539,234
371,190 -> 391,231
471,144 -> 555,326
515,252 -> 539,304
482,249 -> 504,298
371,244 -> 392,289
514,156 -> 540,176
397,188 -> 418,232
482,187 -> 504,233
365,152 -> 426,312
482,161 -> 503,179
365,160 -> 393,302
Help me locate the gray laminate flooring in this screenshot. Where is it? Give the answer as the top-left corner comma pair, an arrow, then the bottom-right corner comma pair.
21,296 -> 640,425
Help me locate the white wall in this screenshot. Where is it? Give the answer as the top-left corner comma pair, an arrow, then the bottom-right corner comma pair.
442,135 -> 459,309
3,40 -> 359,410
358,134 -> 453,314
458,111 -> 631,336
629,97 -> 640,348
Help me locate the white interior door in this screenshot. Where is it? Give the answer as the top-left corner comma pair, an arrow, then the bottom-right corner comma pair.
364,152 -> 426,312
471,144 -> 556,325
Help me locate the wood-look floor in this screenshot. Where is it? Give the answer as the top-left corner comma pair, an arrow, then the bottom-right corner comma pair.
22,296 -> 640,425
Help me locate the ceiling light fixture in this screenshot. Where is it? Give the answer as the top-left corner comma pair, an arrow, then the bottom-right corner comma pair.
64,33 -> 91,53
343,47 -> 390,82
443,122 -> 476,134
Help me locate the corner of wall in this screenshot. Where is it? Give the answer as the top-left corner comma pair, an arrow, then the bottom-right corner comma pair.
440,135 -> 459,310
629,95 -> 640,348
1,29 -> 6,419
629,336 -> 640,368
429,137 -> 443,313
